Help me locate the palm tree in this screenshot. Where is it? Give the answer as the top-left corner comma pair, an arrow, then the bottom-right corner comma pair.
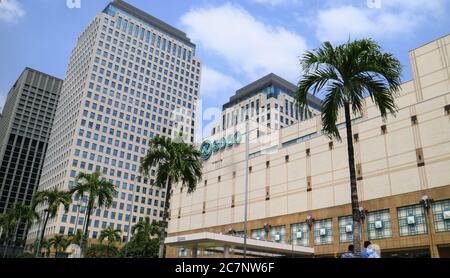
123,217 -> 164,258
140,135 -> 203,257
99,226 -> 121,258
10,202 -> 38,249
68,229 -> 83,245
70,171 -> 116,254
131,217 -> 163,241
49,234 -> 68,258
0,211 -> 17,258
32,188 -> 72,257
295,39 -> 401,255
40,238 -> 52,258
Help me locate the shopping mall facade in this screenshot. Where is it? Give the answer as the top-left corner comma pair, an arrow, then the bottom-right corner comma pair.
166,35 -> 450,258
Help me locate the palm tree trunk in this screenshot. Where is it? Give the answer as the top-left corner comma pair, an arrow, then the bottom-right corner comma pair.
12,218 -> 22,252
158,179 -> 172,258
2,230 -> 10,258
37,210 -> 50,258
82,202 -> 93,255
344,101 -> 362,256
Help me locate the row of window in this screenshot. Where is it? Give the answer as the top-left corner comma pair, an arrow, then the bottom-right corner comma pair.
236,200 -> 450,246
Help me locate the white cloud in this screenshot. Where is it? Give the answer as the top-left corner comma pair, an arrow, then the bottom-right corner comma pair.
314,0 -> 448,43
0,0 -> 25,24
200,66 -> 242,99
181,3 -> 308,82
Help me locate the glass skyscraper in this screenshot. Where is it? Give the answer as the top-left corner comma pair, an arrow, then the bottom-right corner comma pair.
0,68 -> 62,245
26,0 -> 201,247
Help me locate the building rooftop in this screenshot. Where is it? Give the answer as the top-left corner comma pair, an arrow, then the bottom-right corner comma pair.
105,0 -> 195,48
223,73 -> 322,111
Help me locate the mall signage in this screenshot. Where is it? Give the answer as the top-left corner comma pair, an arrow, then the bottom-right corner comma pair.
200,131 -> 242,160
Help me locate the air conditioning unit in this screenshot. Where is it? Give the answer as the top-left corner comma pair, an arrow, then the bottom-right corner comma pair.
375,220 -> 383,229
296,231 -> 303,239
407,216 -> 416,225
443,210 -> 450,220
319,228 -> 326,236
345,224 -> 353,233
274,234 -> 281,241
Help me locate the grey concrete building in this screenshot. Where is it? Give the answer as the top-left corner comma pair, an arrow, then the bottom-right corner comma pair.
0,67 -> 62,242
26,0 -> 201,246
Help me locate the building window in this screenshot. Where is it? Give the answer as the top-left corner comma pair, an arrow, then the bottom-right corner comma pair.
367,209 -> 392,240
397,204 -> 427,236
381,125 -> 387,134
445,104 -> 450,115
411,115 -> 418,125
307,176 -> 312,192
178,247 -> 186,257
251,228 -> 266,240
285,155 -> 289,162
290,222 -> 309,246
306,148 -> 310,157
432,199 -> 450,233
338,216 -> 359,243
314,219 -> 333,245
269,225 -> 286,243
353,133 -> 359,142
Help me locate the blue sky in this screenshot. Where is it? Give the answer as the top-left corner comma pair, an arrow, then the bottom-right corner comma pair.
0,0 -> 449,135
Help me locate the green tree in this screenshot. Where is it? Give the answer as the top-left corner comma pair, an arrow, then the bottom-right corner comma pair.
99,226 -> 122,258
295,39 -> 401,255
85,243 -> 120,258
122,217 -> 164,258
10,202 -> 38,249
70,171 -> 116,255
40,238 -> 52,258
49,234 -> 69,258
140,135 -> 202,257
32,188 -> 72,257
0,211 -> 17,258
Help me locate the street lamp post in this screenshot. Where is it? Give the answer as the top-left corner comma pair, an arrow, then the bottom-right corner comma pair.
305,214 -> 314,257
420,195 -> 439,258
243,115 -> 250,258
124,179 -> 136,257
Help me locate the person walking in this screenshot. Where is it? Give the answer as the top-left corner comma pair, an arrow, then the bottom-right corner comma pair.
341,244 -> 355,258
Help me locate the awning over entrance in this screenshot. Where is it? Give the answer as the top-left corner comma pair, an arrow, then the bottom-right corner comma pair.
165,232 -> 314,258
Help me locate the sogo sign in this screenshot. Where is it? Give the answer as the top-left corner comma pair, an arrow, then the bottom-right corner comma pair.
200,132 -> 242,160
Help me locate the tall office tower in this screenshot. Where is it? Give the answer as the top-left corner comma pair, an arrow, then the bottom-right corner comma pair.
26,0 -> 201,246
0,68 -> 62,242
211,73 -> 322,135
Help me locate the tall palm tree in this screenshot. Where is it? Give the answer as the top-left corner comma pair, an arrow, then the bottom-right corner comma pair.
70,171 -> 116,254
140,135 -> 203,257
10,202 -> 38,249
295,39 -> 401,255
0,211 -> 17,258
99,226 -> 121,258
32,188 -> 72,257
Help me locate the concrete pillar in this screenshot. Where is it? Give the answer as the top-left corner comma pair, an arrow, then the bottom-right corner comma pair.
224,246 -> 230,258
192,245 -> 198,258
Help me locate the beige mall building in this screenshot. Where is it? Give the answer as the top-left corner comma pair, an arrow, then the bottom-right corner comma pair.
166,35 -> 450,258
